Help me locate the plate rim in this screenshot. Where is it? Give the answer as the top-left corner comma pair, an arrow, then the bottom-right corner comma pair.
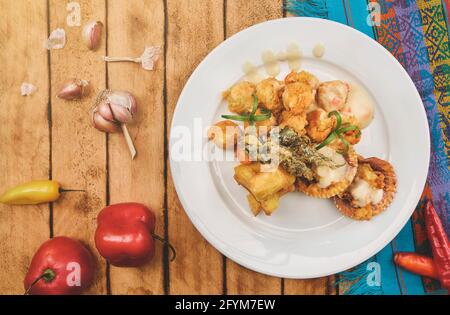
169,17 -> 430,279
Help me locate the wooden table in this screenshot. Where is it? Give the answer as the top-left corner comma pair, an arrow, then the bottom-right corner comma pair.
0,0 -> 338,294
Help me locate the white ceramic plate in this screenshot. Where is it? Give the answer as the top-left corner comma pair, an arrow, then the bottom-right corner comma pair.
169,18 -> 429,278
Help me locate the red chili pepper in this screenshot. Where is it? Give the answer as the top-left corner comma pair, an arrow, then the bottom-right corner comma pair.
24,236 -> 95,295
94,202 -> 175,267
394,252 -> 438,279
425,200 -> 450,290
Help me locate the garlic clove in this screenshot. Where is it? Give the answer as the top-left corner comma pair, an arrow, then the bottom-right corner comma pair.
92,110 -> 120,133
97,99 -> 115,121
57,79 -> 89,100
82,20 -> 103,50
105,91 -> 137,123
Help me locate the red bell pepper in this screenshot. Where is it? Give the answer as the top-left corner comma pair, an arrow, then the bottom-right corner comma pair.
95,202 -> 175,267
24,236 -> 95,295
425,200 -> 450,291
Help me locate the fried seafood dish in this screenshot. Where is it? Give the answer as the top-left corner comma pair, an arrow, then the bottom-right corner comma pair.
334,157 -> 397,220
209,69 -> 395,220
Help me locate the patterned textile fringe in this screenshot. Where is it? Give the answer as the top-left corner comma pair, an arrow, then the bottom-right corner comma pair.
284,0 -> 328,18
336,259 -> 384,295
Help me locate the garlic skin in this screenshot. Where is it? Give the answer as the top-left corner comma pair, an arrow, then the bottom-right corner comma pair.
140,46 -> 161,70
44,28 -> 66,50
21,82 -> 37,96
57,79 -> 89,100
92,90 -> 138,132
82,21 -> 103,50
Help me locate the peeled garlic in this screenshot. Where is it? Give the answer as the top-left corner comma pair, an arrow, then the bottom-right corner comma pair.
82,20 -> 103,50
57,79 -> 89,100
21,82 -> 37,96
44,28 -> 66,50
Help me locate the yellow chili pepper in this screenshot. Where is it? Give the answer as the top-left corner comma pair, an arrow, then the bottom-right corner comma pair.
0,180 -> 61,205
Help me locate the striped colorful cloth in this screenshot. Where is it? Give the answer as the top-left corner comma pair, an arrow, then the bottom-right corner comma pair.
287,0 -> 449,295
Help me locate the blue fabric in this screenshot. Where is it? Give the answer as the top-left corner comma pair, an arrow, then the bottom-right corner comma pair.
285,0 -> 450,295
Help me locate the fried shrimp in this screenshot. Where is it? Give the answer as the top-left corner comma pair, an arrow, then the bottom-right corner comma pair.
278,110 -> 307,135
255,78 -> 284,113
284,70 -> 319,89
223,81 -> 256,114
317,80 -> 349,112
340,114 -> 361,145
282,82 -> 314,114
305,109 -> 335,143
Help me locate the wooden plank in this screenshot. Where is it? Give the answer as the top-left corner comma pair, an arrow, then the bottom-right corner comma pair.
285,278 -> 331,295
226,0 -> 283,36
49,0 -> 107,294
0,0 -> 50,294
107,0 -> 165,295
166,0 -> 224,294
225,0 -> 283,295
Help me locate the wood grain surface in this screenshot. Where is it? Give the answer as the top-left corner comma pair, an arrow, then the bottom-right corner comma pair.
166,0 -> 224,294
107,0 -> 165,295
0,0 -> 334,295
0,0 -> 50,294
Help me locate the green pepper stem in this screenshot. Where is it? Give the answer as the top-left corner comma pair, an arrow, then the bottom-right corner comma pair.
152,233 -> 177,262
24,268 -> 56,295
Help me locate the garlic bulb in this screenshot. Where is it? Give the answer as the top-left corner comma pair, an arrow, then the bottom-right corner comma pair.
92,90 -> 138,159
92,90 -> 137,132
57,79 -> 89,100
82,21 -> 103,50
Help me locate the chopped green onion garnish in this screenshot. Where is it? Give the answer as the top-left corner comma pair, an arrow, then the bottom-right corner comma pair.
337,133 -> 349,155
316,111 -> 361,154
316,132 -> 337,150
221,94 -> 271,125
221,114 -> 251,121
328,111 -> 342,130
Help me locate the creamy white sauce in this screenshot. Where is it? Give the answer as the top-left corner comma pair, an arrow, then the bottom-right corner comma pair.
242,61 -> 263,84
261,50 -> 280,77
313,43 -> 325,58
350,179 -> 384,207
316,147 -> 348,188
342,83 -> 375,129
286,43 -> 302,71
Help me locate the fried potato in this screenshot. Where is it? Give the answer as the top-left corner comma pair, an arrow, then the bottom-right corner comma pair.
207,120 -> 239,149
247,184 -> 295,216
235,163 -> 295,215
